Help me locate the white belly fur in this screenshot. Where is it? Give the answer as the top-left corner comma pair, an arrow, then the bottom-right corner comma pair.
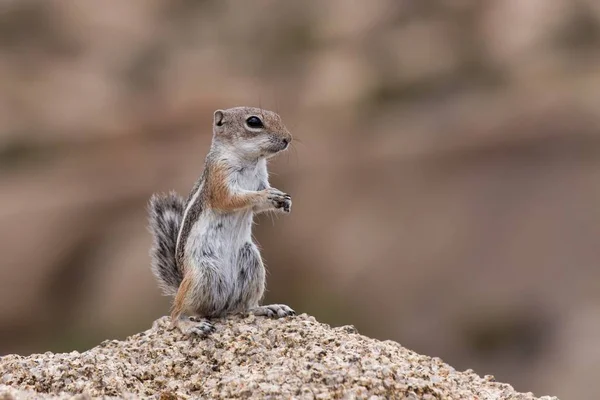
183,158 -> 268,316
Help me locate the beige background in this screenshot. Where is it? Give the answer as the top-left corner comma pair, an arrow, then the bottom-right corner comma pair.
1,1 -> 599,399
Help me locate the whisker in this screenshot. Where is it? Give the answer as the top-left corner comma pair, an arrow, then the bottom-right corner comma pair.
291,143 -> 300,168
269,210 -> 275,226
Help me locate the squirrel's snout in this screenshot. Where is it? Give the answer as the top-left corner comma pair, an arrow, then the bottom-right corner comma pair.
281,135 -> 293,151
266,131 -> 292,154
283,131 -> 292,148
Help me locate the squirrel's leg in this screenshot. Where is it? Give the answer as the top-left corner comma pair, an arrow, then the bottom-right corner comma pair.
213,188 -> 291,213
252,188 -> 292,214
208,169 -> 291,213
209,165 -> 290,213
242,247 -> 295,318
170,274 -> 216,336
236,241 -> 296,318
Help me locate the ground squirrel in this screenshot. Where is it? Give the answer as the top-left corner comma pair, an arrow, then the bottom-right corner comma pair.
148,107 -> 295,336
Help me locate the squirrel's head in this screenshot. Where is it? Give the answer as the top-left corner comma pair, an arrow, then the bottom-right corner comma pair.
212,107 -> 292,160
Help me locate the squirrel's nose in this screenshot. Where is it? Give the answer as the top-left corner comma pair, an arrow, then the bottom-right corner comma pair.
282,138 -> 290,148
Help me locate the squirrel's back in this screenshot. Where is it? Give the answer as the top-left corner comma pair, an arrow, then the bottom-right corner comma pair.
148,191 -> 186,296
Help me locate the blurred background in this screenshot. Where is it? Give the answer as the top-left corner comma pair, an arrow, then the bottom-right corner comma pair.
0,0 -> 599,398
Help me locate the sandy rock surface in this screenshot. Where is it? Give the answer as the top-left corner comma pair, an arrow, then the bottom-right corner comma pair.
0,314 -> 558,400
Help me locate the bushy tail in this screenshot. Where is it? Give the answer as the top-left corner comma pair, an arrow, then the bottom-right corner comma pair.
148,191 -> 185,296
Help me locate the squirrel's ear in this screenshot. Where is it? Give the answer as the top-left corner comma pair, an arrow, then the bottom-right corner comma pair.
214,110 -> 225,127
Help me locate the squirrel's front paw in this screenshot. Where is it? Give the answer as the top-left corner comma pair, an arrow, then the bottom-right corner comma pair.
264,188 -> 292,213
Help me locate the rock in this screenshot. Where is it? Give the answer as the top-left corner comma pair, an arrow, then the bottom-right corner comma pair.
0,314 -> 559,399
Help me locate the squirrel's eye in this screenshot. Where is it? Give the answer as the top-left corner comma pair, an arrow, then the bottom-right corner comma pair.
246,116 -> 264,129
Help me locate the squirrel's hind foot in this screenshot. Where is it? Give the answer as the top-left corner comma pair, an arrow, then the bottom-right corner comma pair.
251,304 -> 296,318
174,315 -> 216,337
